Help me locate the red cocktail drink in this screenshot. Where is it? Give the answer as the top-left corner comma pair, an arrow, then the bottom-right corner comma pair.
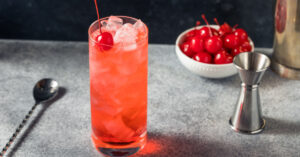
88,16 -> 148,156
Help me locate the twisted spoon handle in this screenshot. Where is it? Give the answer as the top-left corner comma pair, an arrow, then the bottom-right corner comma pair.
0,103 -> 38,157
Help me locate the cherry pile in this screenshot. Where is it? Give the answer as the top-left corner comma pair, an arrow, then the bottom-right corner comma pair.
180,15 -> 252,64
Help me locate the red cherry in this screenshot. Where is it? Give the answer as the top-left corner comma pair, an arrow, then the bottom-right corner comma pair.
198,27 -> 211,39
214,50 -> 233,64
218,30 -> 226,37
189,36 -> 204,53
219,22 -> 232,36
185,30 -> 197,41
231,47 -> 242,56
186,30 -> 197,36
96,32 -> 114,50
193,52 -> 212,64
213,18 -> 230,36
93,0 -> 114,51
200,14 -> 220,37
232,41 -> 252,56
185,21 -> 201,41
240,40 -> 252,52
223,33 -> 240,49
185,36 -> 194,42
180,41 -> 195,57
187,30 -> 197,36
234,28 -> 248,43
204,36 -> 223,54
198,27 -> 219,39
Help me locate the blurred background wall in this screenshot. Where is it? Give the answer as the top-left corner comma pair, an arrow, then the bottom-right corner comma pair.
0,0 -> 274,47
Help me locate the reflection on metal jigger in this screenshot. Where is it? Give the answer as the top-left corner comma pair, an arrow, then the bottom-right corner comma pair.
229,52 -> 271,134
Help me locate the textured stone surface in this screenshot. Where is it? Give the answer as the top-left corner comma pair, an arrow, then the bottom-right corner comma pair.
0,40 -> 299,157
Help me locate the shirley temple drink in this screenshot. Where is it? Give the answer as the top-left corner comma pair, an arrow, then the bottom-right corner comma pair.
88,16 -> 148,156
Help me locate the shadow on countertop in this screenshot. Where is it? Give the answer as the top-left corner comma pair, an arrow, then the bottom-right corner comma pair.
6,87 -> 67,157
264,117 -> 300,135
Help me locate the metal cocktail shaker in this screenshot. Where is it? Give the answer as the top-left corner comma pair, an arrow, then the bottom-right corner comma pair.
272,0 -> 300,79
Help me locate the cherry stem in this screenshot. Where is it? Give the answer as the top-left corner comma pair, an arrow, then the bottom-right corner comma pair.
233,24 -> 238,30
93,0 -> 102,34
213,18 -> 220,26
201,14 -> 212,37
194,21 -> 201,36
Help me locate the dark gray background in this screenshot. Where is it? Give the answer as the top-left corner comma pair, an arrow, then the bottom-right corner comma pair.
0,0 -> 274,47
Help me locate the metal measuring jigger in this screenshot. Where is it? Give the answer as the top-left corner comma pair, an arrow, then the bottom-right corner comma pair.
229,52 -> 271,134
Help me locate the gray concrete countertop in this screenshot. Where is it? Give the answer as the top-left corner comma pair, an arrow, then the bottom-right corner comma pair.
0,40 -> 299,157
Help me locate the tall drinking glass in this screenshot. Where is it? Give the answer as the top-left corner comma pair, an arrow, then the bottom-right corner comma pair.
88,16 -> 148,156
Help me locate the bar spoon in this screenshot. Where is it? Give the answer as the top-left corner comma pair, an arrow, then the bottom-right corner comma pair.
0,78 -> 59,157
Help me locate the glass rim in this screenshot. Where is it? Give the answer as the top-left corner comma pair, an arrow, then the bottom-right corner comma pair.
88,16 -> 148,47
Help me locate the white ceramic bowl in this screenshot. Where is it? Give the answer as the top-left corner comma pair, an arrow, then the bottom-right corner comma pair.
175,25 -> 254,79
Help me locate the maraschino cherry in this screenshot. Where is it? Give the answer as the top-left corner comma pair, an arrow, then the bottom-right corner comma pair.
231,40 -> 252,56
190,36 -> 204,53
205,36 -> 222,54
93,0 -> 113,51
186,21 -> 204,54
96,32 -> 114,50
214,18 -> 232,36
193,52 -> 212,63
202,14 -> 223,54
198,27 -> 219,39
223,33 -> 239,49
180,42 -> 194,57
231,47 -> 242,56
214,50 -> 233,64
185,21 -> 201,41
220,23 -> 232,35
240,40 -> 252,52
234,28 -> 248,43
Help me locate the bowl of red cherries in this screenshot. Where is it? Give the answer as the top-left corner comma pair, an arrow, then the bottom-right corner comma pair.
175,15 -> 254,78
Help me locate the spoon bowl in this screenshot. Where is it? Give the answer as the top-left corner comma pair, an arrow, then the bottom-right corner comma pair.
33,79 -> 59,103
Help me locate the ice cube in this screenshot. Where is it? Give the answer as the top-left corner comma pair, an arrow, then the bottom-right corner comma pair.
133,19 -> 146,33
92,103 -> 122,116
108,16 -> 123,25
116,61 -> 138,75
106,16 -> 123,33
123,108 -> 147,131
114,23 -> 138,44
101,20 -> 108,27
123,43 -> 137,51
103,116 -> 135,139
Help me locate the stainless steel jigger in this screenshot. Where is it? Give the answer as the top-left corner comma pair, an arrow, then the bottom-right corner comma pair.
229,52 -> 271,134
